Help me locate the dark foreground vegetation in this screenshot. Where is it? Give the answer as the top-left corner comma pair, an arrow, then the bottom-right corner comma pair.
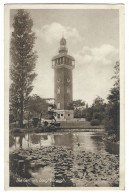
10,145 -> 119,187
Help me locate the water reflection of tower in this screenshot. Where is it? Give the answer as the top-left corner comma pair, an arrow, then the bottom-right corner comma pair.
54,133 -> 74,149
51,133 -> 74,186
53,149 -> 74,187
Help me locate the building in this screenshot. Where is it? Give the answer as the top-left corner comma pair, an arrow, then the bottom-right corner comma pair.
52,37 -> 75,120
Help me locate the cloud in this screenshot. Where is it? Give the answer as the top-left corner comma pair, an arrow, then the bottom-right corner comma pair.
73,44 -> 119,104
34,22 -> 81,44
74,44 -> 118,69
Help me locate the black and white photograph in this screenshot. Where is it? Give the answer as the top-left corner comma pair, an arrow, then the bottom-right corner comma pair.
4,4 -> 124,190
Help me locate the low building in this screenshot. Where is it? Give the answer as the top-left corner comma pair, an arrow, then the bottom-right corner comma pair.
54,110 -> 74,121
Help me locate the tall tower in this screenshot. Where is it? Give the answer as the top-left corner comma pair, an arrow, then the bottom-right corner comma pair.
52,37 -> 75,120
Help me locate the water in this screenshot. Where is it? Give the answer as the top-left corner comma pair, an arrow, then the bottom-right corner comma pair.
9,131 -> 119,187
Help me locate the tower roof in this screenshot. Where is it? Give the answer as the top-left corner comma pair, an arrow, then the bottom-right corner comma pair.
59,37 -> 68,54
52,37 -> 75,61
60,37 -> 66,46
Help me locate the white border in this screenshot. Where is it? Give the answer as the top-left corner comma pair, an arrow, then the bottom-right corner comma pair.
1,0 -> 128,194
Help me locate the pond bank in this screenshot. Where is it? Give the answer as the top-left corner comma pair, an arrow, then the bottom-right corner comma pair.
10,120 -> 104,134
10,127 -> 105,134
102,134 -> 120,145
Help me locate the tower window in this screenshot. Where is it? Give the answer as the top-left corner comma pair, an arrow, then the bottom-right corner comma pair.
67,87 -> 70,94
57,114 -> 60,118
57,78 -> 60,83
67,78 -> 70,83
57,87 -> 60,94
61,57 -> 63,64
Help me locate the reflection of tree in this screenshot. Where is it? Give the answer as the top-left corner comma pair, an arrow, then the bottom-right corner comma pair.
90,134 -> 105,152
30,134 -> 41,144
9,134 -> 15,147
104,141 -> 119,155
18,134 -> 25,148
42,135 -> 48,140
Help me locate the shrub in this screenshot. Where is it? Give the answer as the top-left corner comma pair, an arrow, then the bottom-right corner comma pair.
90,119 -> 100,126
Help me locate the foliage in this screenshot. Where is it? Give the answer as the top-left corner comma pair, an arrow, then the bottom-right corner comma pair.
104,61 -> 120,140
68,97 -> 106,122
10,10 -> 38,127
25,94 -> 49,119
85,107 -> 93,121
68,99 -> 85,110
90,119 -> 100,126
67,99 -> 86,118
92,96 -> 106,122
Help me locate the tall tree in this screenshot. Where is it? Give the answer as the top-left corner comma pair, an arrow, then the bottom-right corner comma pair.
10,10 -> 38,127
105,61 -> 120,139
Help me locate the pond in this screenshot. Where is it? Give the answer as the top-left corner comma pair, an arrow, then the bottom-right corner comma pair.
9,131 -> 119,187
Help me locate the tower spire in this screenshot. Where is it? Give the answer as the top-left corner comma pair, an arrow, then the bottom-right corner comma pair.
59,36 -> 68,54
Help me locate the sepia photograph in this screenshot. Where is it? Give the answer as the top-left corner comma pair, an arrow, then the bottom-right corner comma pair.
4,4 -> 124,190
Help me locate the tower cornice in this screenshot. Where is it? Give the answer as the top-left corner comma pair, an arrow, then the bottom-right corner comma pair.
52,64 -> 75,70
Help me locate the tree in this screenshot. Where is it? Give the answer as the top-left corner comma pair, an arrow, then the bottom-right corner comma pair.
25,95 -> 49,119
107,61 -> 120,104
105,61 -> 120,140
86,107 -> 93,121
68,99 -> 85,110
92,96 -> 106,122
10,10 -> 38,127
67,100 -> 86,118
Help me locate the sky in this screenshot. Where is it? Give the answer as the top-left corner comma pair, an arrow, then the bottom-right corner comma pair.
10,9 -> 119,105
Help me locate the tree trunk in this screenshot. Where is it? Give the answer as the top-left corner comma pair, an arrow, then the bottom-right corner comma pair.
19,97 -> 24,128
28,112 -> 30,128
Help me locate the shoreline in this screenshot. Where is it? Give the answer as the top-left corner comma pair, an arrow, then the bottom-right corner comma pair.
10,127 -> 105,134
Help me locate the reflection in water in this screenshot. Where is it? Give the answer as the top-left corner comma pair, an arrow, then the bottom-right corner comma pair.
54,133 -> 73,148
30,166 -> 55,187
9,131 -> 119,187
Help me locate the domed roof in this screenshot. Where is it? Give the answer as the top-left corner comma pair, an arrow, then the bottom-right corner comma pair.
60,37 -> 66,45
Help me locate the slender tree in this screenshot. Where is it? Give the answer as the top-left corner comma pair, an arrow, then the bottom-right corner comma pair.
10,10 -> 38,127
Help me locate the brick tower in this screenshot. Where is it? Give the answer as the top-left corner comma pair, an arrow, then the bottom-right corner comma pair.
52,37 -> 75,120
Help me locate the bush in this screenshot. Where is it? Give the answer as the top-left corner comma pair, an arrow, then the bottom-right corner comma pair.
9,114 -> 15,123
90,119 -> 100,126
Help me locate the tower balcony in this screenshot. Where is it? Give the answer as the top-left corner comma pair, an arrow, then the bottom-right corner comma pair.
52,62 -> 75,70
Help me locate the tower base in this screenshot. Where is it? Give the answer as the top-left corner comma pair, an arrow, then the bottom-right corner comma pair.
55,110 -> 74,121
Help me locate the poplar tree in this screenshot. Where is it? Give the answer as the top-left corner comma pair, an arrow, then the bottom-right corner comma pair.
10,10 -> 38,127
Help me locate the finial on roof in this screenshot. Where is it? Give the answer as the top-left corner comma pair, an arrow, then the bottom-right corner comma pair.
60,36 -> 66,46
